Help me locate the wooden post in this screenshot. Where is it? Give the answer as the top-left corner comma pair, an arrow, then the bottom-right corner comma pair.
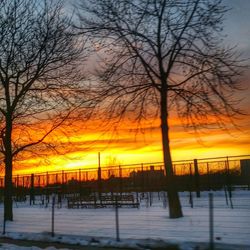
194,159 -> 200,198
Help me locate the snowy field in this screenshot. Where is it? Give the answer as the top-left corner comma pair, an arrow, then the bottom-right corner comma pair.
0,190 -> 249,250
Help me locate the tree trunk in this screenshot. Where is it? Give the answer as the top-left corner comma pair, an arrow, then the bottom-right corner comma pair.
4,157 -> 13,221
160,90 -> 183,218
4,116 -> 13,221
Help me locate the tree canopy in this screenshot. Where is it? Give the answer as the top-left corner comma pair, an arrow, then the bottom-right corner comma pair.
0,0 -> 89,220
77,0 -> 246,218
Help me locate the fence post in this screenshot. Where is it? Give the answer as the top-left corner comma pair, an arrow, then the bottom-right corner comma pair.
119,165 -> 123,194
149,192 -> 153,206
30,174 -> 35,205
189,164 -> 193,208
115,197 -> 120,241
194,159 -> 200,198
79,169 -> 81,182
207,162 -> 211,190
46,172 -> 49,187
209,193 -> 214,250
2,216 -> 6,235
141,163 -> 145,193
62,170 -> 64,184
51,195 -> 55,237
98,152 -> 102,200
38,175 -> 40,187
225,158 -> 233,209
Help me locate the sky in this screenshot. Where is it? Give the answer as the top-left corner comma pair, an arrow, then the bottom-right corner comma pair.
11,0 -> 250,175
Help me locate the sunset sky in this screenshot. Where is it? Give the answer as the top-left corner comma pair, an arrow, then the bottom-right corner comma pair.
12,0 -> 250,175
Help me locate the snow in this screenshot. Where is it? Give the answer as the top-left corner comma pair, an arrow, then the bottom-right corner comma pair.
0,190 -> 249,250
0,244 -> 68,250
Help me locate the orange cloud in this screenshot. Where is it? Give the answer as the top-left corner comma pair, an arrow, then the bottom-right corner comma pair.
11,112 -> 250,175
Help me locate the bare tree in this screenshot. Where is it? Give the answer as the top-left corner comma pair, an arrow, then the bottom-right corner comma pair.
0,0 -> 90,221
77,0 -> 246,218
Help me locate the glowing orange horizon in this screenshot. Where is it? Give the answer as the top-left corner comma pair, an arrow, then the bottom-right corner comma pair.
10,113 -> 250,175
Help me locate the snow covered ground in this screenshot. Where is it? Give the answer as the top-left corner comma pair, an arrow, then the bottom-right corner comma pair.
0,190 -> 249,250
0,243 -> 67,250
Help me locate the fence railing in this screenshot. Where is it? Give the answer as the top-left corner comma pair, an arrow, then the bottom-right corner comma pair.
0,155 -> 249,198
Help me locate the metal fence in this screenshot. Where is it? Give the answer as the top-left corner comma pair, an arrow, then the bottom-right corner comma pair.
0,155 -> 249,201
1,189 -> 250,249
0,154 -> 250,248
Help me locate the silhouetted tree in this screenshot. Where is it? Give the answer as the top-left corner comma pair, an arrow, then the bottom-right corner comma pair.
77,0 -> 245,218
0,0 -> 89,221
